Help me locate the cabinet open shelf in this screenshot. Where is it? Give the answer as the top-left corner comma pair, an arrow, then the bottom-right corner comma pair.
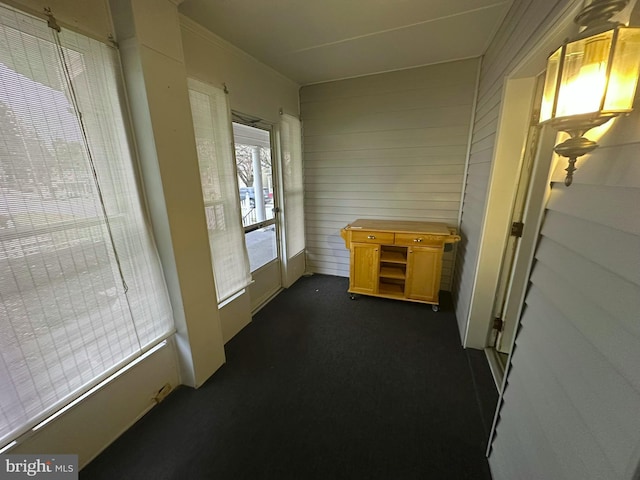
380,249 -> 407,264
379,265 -> 406,279
378,280 -> 405,297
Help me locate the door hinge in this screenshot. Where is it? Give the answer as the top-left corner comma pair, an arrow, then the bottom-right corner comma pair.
511,221 -> 524,238
493,317 -> 504,332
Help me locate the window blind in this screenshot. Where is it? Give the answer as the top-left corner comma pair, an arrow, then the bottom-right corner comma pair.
187,79 -> 251,303
0,5 -> 173,446
279,113 -> 305,259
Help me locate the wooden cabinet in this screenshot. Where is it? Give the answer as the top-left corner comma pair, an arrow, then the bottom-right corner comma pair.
406,246 -> 441,302
340,219 -> 460,309
350,242 -> 380,294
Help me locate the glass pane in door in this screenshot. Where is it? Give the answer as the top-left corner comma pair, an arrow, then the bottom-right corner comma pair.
245,227 -> 277,272
232,122 -> 277,272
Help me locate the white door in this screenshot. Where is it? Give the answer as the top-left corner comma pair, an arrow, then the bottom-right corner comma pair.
491,75 -> 545,356
232,121 -> 282,311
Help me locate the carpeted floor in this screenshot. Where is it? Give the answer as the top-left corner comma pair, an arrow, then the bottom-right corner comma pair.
81,274 -> 497,479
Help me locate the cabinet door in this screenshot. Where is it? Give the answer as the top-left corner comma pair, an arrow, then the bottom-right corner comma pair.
406,246 -> 442,302
350,243 -> 380,294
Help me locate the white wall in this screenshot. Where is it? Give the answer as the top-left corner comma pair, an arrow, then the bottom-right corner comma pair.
111,0 -> 226,388
490,97 -> 640,480
477,0 -> 640,478
3,0 -> 111,40
300,59 -> 480,290
453,0 -> 575,346
179,15 -> 302,313
12,342 -> 179,469
180,15 -> 299,123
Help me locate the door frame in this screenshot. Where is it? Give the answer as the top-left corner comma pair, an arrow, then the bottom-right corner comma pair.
481,0 -> 586,456
462,77 -> 539,350
485,122 -> 557,390
231,116 -> 284,312
492,76 -> 544,355
461,0 -> 584,351
273,114 -> 307,289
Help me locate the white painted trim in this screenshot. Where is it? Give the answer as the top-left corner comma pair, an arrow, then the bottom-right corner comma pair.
218,288 -> 246,309
462,0 -> 585,350
8,339 -> 180,469
219,290 -> 252,343
248,260 -> 283,312
251,287 -> 283,315
32,341 -> 170,433
509,0 -> 584,79
481,1 -> 586,461
463,76 -> 536,349
484,347 -> 505,390
458,57 -> 483,228
486,125 -> 559,456
273,120 -> 291,287
113,2 -> 226,389
480,0 -> 513,55
301,54 -> 482,87
291,3 -> 512,55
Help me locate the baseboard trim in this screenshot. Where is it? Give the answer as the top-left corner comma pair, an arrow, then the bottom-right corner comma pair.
251,287 -> 283,316
484,348 -> 505,391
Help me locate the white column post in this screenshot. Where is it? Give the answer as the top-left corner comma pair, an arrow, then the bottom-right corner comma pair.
109,0 -> 225,387
252,146 -> 266,222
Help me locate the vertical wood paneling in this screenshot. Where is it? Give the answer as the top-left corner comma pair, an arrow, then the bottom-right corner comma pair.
300,59 -> 479,288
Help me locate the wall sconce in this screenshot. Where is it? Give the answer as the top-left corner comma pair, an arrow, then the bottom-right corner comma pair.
539,0 -> 640,186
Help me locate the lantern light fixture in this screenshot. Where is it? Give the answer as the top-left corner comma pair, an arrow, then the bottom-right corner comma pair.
539,0 -> 640,186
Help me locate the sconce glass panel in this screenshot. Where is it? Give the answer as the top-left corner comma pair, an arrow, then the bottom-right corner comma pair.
555,31 -> 613,118
540,48 -> 562,122
603,27 -> 640,112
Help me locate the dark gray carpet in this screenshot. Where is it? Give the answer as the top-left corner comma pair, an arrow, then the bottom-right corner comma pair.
81,274 -> 497,479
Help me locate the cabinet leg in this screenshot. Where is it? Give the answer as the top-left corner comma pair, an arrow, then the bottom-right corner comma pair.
432,304 -> 439,312
350,294 -> 356,300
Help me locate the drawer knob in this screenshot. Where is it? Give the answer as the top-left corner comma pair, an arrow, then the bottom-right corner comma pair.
367,235 -> 376,239
414,238 -> 423,243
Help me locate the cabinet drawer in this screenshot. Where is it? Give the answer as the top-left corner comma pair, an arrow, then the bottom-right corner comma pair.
395,232 -> 444,247
351,230 -> 394,245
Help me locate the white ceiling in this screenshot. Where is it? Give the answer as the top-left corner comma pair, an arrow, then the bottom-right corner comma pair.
179,0 -> 513,86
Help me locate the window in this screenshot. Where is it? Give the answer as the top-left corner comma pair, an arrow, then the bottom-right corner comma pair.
0,5 -> 173,446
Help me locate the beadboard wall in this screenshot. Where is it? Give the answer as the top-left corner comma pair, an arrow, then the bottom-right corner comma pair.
300,59 -> 480,290
452,0 -> 572,340
490,102 -> 640,480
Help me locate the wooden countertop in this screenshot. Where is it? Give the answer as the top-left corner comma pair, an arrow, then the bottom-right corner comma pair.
345,219 -> 453,236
